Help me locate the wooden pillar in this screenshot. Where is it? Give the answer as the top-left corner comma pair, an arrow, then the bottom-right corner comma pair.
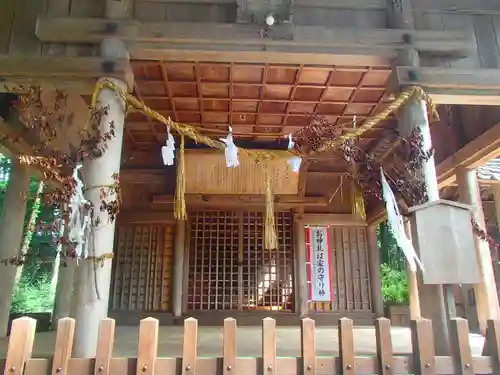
72,35 -> 128,356
403,220 -> 421,319
295,218 -> 308,317
398,93 -> 450,354
172,220 -> 186,317
457,167 -> 500,335
366,224 -> 383,317
52,259 -> 76,328
387,0 -> 450,355
493,185 -> 500,255
0,159 -> 29,337
70,261 -> 82,318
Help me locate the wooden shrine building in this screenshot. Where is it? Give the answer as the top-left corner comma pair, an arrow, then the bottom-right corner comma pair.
2,0 -> 500,358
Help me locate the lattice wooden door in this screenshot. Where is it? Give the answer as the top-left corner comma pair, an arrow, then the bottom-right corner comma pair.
186,211 -> 294,312
111,224 -> 174,311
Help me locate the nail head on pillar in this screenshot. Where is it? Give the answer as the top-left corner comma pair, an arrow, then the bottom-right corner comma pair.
103,22 -> 119,34
102,61 -> 116,74
402,33 -> 413,44
408,70 -> 419,81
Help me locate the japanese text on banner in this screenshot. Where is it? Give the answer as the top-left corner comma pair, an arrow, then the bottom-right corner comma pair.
308,227 -> 332,302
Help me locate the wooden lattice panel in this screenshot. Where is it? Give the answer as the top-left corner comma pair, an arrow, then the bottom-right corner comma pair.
184,150 -> 299,195
241,211 -> 294,312
187,211 -> 240,310
111,224 -> 174,311
308,226 -> 371,313
186,211 -> 294,311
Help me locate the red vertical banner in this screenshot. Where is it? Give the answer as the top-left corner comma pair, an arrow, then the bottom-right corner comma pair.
325,227 -> 334,303
306,226 -> 333,303
306,227 -> 313,301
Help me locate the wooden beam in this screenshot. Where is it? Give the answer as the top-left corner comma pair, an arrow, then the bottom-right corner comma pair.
293,0 -> 386,9
117,210 -> 174,224
35,17 -> 474,59
479,179 -> 500,186
412,0 -> 500,13
295,213 -> 367,226
367,205 -> 387,226
437,121 -> 500,188
426,88 -> 500,106
147,0 -> 233,2
391,66 -> 500,90
389,67 -> 500,105
152,193 -> 328,208
120,168 -> 168,184
0,55 -> 133,94
307,171 -> 349,178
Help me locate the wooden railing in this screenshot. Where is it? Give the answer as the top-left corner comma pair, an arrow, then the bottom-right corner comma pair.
2,317 -> 500,375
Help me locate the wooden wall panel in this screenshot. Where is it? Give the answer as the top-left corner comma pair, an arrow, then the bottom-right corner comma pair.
184,150 -> 299,195
411,0 -> 500,13
134,0 -> 236,22
430,106 -> 461,164
0,0 -> 15,54
292,7 -> 386,28
8,0 -> 46,56
413,8 -> 500,69
305,175 -> 353,214
110,223 -> 174,312
308,226 -> 371,313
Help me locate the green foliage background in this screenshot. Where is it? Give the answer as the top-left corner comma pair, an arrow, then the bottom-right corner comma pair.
377,222 -> 409,304
0,155 -> 57,313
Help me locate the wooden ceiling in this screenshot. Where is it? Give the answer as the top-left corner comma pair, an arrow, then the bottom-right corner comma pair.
125,60 -> 394,152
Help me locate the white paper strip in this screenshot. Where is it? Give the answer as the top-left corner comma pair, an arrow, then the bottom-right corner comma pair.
67,164 -> 91,260
286,133 -> 302,173
380,168 -> 424,271
161,126 -> 176,166
220,126 -> 239,168
307,226 -> 332,302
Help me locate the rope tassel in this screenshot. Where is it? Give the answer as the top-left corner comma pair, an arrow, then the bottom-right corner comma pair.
264,174 -> 278,250
174,135 -> 187,221
351,182 -> 366,221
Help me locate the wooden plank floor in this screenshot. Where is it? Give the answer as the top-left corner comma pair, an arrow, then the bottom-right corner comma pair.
0,326 -> 486,357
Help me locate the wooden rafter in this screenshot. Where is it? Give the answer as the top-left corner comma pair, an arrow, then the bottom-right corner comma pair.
367,121 -> 500,224
437,121 -> 500,188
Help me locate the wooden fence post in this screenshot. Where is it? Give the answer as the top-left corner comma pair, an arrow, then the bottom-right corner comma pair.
411,318 -> 436,375
182,318 -> 198,375
338,318 -> 354,375
223,318 -> 236,375
94,318 -> 115,375
3,317 -> 37,375
482,319 -> 500,374
301,318 -> 315,375
262,318 -> 276,375
52,318 -> 75,374
136,318 -> 158,375
375,318 -> 393,375
449,318 -> 473,375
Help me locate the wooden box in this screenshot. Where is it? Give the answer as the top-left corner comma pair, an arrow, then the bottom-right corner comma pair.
408,200 -> 480,285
